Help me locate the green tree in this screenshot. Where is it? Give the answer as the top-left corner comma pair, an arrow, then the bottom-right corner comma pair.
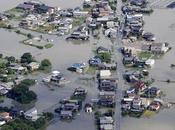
21,53 -> 33,63
97,52 -> 112,63
7,56 -> 16,63
27,33 -> 33,39
1,125 -> 13,130
0,54 -> 3,58
40,59 -> 52,70
7,68 -> 15,75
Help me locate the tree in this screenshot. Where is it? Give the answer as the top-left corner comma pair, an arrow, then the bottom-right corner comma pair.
0,54 -> 3,58
9,79 -> 37,104
7,56 -> 16,63
27,33 -> 33,39
7,25 -> 12,29
7,68 -> 15,75
21,53 -> 33,63
97,52 -> 112,63
40,59 -> 52,70
16,30 -> 21,34
1,125 -> 13,130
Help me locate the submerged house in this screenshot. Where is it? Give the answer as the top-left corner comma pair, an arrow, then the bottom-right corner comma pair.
142,43 -> 169,54
60,110 -> 73,120
150,43 -> 169,54
24,108 -> 38,121
73,87 -> 87,97
68,63 -> 86,73
98,116 -> 114,130
34,4 -> 55,14
98,91 -> 116,107
130,0 -> 147,6
99,79 -> 117,91
16,3 -> 35,11
96,46 -> 110,54
27,62 -> 40,71
89,57 -> 102,66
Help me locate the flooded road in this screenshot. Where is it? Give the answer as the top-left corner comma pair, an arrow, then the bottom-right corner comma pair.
0,1 -> 175,130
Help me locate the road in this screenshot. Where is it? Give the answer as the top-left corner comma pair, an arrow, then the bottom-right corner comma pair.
112,0 -> 126,130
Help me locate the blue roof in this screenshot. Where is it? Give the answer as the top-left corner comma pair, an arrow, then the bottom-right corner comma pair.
89,57 -> 102,65
71,63 -> 86,69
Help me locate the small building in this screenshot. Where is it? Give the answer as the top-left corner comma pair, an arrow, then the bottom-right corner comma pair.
10,65 -> 27,74
60,110 -> 73,120
98,62 -> 117,70
89,57 -> 102,66
132,96 -> 142,109
0,14 -> 8,21
27,62 -> 40,71
144,87 -> 161,98
98,91 -> 116,107
16,3 -> 35,11
73,11 -> 89,17
84,103 -> 93,113
135,81 -> 147,92
150,43 -> 169,54
145,59 -> 155,67
96,46 -> 110,54
99,116 -> 114,130
35,4 -> 54,14
73,87 -> 87,97
0,112 -> 12,121
99,70 -> 112,79
99,79 -> 117,91
68,63 -> 86,73
149,101 -> 161,111
24,107 -> 38,121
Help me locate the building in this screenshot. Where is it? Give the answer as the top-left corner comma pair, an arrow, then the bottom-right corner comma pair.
84,103 -> 93,113
145,59 -> 155,67
96,46 -> 110,54
16,3 -> 35,10
99,116 -> 114,130
24,107 -> 38,121
142,43 -> 169,54
98,91 -> 116,107
27,62 -> 40,71
60,110 -> 73,120
99,70 -> 112,79
0,112 -> 12,121
150,43 -> 169,53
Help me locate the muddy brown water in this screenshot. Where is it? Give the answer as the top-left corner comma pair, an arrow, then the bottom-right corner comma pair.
0,1 -> 175,130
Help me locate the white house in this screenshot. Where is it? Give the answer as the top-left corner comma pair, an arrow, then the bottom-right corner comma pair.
145,59 -> 155,67
99,70 -> 111,79
24,108 -> 38,121
150,43 -> 169,53
28,62 -> 40,71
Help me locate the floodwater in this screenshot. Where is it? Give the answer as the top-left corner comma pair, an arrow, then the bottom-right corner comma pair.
0,1 -> 175,130
121,9 -> 175,130
0,0 -> 83,12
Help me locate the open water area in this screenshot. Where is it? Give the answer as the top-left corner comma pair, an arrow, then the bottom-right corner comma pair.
0,1 -> 175,130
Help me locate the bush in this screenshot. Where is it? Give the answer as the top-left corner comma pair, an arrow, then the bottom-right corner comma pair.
21,52 -> 33,63
27,33 -> 33,39
7,25 -> 12,29
16,30 -> 21,34
8,79 -> 37,104
97,52 -> 112,63
40,59 -> 52,70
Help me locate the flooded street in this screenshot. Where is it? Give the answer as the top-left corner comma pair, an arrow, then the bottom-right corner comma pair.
0,1 -> 175,130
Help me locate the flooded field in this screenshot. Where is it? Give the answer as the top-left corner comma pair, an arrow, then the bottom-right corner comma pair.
0,1 -> 175,130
